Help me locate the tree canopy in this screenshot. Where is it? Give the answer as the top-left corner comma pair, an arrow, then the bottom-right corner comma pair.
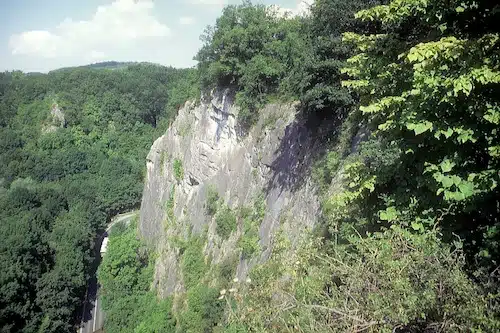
2,0 -> 500,332
0,64 -> 197,332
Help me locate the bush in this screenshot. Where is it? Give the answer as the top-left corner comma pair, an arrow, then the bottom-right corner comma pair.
238,196 -> 266,258
216,254 -> 239,287
312,150 -> 341,191
216,206 -> 237,239
98,222 -> 176,333
224,227 -> 493,332
181,235 -> 207,290
179,284 -> 224,333
173,158 -> 183,181
164,185 -> 175,229
133,297 -> 176,333
239,235 -> 260,259
205,185 -> 220,216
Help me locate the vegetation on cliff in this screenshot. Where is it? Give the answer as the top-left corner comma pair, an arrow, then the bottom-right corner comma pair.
3,0 -> 499,332
98,220 -> 176,333
218,0 -> 499,331
138,0 -> 498,331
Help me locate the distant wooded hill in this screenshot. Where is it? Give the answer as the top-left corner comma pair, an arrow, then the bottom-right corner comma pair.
50,61 -> 150,72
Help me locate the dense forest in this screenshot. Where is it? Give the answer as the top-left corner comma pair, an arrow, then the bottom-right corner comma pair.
0,64 -> 198,332
2,0 -> 500,332
100,0 -> 500,332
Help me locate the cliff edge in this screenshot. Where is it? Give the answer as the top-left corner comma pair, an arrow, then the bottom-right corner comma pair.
139,90 -> 322,298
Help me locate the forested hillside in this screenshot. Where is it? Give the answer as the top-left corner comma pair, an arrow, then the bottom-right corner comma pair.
100,0 -> 500,332
0,64 -> 197,332
2,0 -> 500,332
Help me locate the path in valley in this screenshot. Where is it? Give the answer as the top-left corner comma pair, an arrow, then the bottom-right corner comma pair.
79,211 -> 137,333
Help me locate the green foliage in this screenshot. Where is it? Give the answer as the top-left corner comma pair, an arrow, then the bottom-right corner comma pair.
0,183 -> 90,333
160,151 -> 168,174
98,222 -> 176,333
238,235 -> 260,259
98,220 -> 152,308
175,233 -> 226,333
295,0 -> 384,117
216,206 -> 237,239
133,297 -> 176,333
164,68 -> 200,123
181,235 -> 207,290
342,0 -> 500,286
178,284 -> 224,333
222,323 -> 249,333
164,185 -> 176,230
0,64 -> 197,331
196,1 -> 308,127
238,196 -> 266,258
312,150 -> 341,191
216,254 -> 239,287
173,158 -> 184,182
205,185 -> 220,216
225,227 -> 493,332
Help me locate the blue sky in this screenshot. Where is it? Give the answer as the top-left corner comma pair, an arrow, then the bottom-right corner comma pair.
0,0 -> 310,72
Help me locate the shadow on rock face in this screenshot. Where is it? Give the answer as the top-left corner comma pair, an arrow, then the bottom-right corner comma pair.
264,105 -> 345,195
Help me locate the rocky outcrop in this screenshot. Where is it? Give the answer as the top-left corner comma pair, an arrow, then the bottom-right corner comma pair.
139,90 -> 324,298
42,103 -> 66,133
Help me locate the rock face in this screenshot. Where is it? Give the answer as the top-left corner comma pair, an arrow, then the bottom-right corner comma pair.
42,103 -> 66,133
139,90 -> 323,298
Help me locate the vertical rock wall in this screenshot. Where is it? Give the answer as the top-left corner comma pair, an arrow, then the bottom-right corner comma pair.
139,90 -> 322,297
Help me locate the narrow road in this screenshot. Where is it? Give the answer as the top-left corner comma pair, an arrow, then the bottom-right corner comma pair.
79,211 -> 138,333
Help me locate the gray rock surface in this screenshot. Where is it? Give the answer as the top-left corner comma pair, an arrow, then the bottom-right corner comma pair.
42,103 -> 66,133
139,89 -> 323,298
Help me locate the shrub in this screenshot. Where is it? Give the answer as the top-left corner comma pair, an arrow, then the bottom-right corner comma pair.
312,150 -> 341,191
226,227 -> 493,332
205,185 -> 220,216
173,158 -> 183,181
179,284 -> 224,333
181,236 -> 206,290
217,254 -> 239,287
238,196 -> 265,258
239,235 -> 260,259
164,185 -> 175,229
134,297 -> 176,333
215,206 -> 237,239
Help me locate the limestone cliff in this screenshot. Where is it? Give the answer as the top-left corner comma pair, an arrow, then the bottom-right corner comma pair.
42,103 -> 66,134
139,90 -> 324,298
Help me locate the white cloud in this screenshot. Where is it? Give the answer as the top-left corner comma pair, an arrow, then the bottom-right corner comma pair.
9,0 -> 170,60
179,16 -> 195,25
269,0 -> 314,18
190,0 -> 227,6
